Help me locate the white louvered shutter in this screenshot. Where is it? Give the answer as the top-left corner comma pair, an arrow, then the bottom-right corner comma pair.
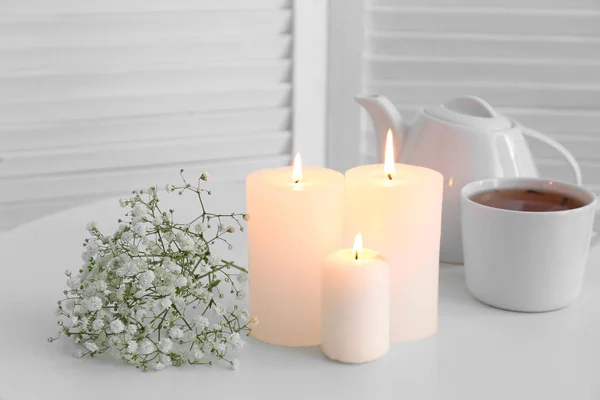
0,0 -> 325,229
346,0 -> 600,197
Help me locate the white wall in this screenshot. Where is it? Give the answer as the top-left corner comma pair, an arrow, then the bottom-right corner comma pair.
0,0 -> 327,229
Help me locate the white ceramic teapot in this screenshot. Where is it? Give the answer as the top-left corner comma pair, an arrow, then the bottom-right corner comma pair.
355,94 -> 582,264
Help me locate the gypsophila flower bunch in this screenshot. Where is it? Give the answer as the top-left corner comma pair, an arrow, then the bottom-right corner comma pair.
49,170 -> 256,371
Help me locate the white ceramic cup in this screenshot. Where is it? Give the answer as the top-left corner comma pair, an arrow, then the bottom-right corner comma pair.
461,177 -> 600,312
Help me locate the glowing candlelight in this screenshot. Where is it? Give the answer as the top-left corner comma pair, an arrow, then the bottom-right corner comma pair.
384,130 -> 395,180
292,153 -> 302,184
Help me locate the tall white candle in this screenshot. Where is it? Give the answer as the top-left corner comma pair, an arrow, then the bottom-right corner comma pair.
247,155 -> 344,346
321,233 -> 390,363
345,132 -> 443,342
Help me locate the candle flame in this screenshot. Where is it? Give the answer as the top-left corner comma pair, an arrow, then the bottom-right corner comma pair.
448,177 -> 453,187
352,233 -> 363,260
292,153 -> 302,184
384,129 -> 395,180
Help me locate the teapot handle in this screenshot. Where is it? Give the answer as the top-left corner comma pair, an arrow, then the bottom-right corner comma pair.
522,126 -> 583,185
593,204 -> 600,248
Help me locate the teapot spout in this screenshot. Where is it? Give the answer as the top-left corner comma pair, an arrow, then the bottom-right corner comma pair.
355,94 -> 407,162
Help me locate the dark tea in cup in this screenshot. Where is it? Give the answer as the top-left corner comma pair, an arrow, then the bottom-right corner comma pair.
470,188 -> 587,212
461,177 -> 598,312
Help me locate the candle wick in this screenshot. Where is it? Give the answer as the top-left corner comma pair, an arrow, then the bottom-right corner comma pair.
294,180 -> 299,184
354,252 -> 358,260
387,173 -> 392,180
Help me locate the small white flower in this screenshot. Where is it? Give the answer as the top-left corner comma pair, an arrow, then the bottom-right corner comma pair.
186,331 -> 197,341
121,231 -> 134,243
153,362 -> 165,371
194,222 -> 208,233
229,333 -> 245,349
92,319 -> 105,331
67,316 -> 78,328
116,285 -> 126,300
163,260 -> 181,274
250,317 -> 259,326
159,353 -> 173,367
94,280 -> 107,291
67,276 -> 81,289
83,296 -> 103,312
132,223 -> 147,237
214,342 -> 227,353
86,222 -> 97,232
174,276 -> 187,288
147,242 -> 162,254
110,320 -> 125,334
158,338 -> 173,353
97,309 -> 110,321
152,216 -> 163,226
118,197 -> 128,207
84,342 -> 99,352
165,184 -> 175,193
191,346 -> 204,361
131,204 -> 146,218
127,324 -> 138,335
236,291 -> 245,300
231,359 -> 240,370
226,226 -> 235,233
173,296 -> 186,309
168,327 -> 184,339
162,231 -> 173,243
218,225 -> 225,233
212,323 -> 223,332
192,315 -> 209,330
175,233 -> 195,252
83,242 -> 99,261
129,244 -> 139,256
237,272 -> 248,283
138,270 -> 155,290
157,297 -> 172,311
207,255 -> 221,266
109,347 -> 123,360
200,172 -> 210,181
157,285 -> 176,296
127,340 -> 138,353
75,349 -> 84,358
214,305 -> 225,316
73,305 -> 85,316
62,299 -> 75,312
139,339 -> 156,355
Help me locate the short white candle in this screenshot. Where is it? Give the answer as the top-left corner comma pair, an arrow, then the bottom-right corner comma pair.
247,154 -> 344,346
321,233 -> 390,363
345,131 -> 443,342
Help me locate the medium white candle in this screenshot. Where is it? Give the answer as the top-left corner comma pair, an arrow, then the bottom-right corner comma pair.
345,131 -> 443,342
321,233 -> 390,363
247,155 -> 344,346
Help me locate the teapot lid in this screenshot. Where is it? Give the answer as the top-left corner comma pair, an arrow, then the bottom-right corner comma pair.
426,96 -> 512,130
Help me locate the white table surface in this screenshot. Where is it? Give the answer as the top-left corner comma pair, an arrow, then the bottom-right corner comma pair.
1,184 -> 599,400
